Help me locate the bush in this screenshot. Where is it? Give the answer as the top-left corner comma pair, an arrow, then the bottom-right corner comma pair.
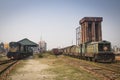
38,53 -> 43,58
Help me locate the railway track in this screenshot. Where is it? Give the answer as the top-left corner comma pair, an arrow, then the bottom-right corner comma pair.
60,55 -> 120,80
0,60 -> 19,80
84,62 -> 120,80
95,62 -> 120,73
0,60 -> 13,65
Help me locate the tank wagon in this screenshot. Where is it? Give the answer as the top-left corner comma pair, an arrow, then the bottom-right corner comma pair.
62,40 -> 115,62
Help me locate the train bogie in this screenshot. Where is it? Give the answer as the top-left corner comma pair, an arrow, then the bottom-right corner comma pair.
92,53 -> 115,62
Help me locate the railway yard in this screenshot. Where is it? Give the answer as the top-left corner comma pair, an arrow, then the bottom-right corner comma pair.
1,0 -> 120,79
0,53 -> 119,80
0,17 -> 120,80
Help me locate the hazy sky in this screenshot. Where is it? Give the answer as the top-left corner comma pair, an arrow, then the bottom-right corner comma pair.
0,0 -> 120,49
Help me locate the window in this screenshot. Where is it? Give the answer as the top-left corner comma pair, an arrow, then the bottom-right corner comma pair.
98,43 -> 111,51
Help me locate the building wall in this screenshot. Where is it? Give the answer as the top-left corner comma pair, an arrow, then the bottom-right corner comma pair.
39,41 -> 47,53
79,17 -> 103,44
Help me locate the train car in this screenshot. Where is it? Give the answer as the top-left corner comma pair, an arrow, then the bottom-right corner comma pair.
70,45 -> 80,58
62,45 -> 79,57
62,40 -> 115,62
83,40 -> 115,62
66,46 -> 73,56
7,42 -> 33,59
62,46 -> 73,56
52,48 -> 62,56
62,47 -> 67,55
7,42 -> 21,59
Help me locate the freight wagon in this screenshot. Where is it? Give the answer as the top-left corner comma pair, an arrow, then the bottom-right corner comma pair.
62,40 -> 115,62
52,48 -> 62,56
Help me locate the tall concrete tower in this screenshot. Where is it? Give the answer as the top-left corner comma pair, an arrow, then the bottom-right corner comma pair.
80,17 -> 103,44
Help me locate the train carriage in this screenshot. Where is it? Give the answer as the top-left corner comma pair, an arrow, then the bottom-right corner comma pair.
52,48 -> 63,56
70,45 -> 80,58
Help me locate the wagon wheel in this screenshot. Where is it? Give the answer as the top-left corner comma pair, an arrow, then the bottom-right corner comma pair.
92,58 -> 97,62
89,57 -> 92,61
92,55 -> 97,62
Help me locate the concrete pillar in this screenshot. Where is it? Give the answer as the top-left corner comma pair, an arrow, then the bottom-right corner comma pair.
84,23 -> 86,43
92,22 -> 95,41
85,22 -> 88,42
81,26 -> 83,44
83,23 -> 85,43
98,22 -> 102,41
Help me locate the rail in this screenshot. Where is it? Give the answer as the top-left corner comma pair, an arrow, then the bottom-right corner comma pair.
61,55 -> 120,80
0,60 -> 19,80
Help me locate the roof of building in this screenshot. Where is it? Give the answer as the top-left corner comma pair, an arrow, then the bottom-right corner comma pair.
18,38 -> 38,47
39,40 -> 46,44
80,17 -> 103,24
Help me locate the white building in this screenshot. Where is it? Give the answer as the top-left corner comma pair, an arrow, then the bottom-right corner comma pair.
39,40 -> 47,53
113,46 -> 120,54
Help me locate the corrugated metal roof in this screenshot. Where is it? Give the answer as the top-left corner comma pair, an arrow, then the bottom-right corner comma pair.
18,38 -> 38,47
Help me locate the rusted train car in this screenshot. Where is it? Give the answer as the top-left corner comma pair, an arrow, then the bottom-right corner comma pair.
62,40 -> 115,62
52,48 -> 62,56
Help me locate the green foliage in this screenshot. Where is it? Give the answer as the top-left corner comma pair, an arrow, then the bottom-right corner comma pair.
38,53 -> 43,58
37,52 -> 54,58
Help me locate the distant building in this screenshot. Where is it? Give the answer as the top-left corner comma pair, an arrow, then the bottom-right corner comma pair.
4,43 -> 9,50
18,38 -> 38,55
0,42 -> 5,53
113,46 -> 120,54
0,42 -> 5,56
0,42 -> 4,48
39,40 -> 47,53
4,43 -> 9,53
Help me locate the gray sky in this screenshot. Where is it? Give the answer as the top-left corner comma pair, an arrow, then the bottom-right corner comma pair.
0,0 -> 120,49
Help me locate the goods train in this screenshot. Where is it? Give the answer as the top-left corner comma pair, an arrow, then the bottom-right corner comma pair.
52,48 -> 63,55
7,42 -> 33,59
61,40 -> 115,62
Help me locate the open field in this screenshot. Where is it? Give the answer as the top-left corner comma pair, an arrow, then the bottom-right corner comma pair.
5,53 -> 120,80
7,53 -> 101,80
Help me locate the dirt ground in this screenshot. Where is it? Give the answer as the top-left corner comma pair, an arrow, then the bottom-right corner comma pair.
7,59 -> 56,80
7,54 -> 101,80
